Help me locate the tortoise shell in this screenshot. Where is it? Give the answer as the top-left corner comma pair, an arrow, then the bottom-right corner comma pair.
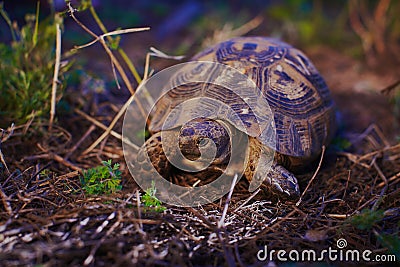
149,37 -> 336,159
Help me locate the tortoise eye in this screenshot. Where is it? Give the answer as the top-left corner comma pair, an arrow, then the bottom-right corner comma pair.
198,138 -> 210,147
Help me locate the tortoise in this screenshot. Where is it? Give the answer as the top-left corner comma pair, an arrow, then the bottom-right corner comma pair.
136,36 -> 336,200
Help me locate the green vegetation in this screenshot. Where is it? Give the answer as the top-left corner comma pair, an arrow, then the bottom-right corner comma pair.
0,2 -> 72,127
349,209 -> 385,230
142,181 -> 166,212
348,208 -> 400,259
81,160 -> 122,195
377,233 -> 400,260
331,136 -> 352,151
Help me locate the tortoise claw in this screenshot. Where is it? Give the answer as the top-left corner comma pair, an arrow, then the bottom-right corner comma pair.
265,164 -> 300,199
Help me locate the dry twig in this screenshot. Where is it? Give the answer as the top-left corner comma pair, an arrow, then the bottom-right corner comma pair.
218,173 -> 238,228
49,23 -> 62,130
296,145 -> 326,206
82,95 -> 136,154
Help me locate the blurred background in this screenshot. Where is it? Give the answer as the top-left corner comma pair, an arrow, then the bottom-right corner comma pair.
2,0 -> 399,62
1,0 -> 399,141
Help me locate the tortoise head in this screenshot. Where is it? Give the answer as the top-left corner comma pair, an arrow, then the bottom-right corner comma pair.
178,118 -> 231,164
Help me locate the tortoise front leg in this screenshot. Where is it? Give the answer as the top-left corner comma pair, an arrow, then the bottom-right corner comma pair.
263,164 -> 300,199
245,138 -> 300,199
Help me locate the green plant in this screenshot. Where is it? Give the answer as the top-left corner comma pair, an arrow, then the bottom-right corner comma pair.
81,160 -> 122,195
0,3 -> 73,127
39,169 -> 51,177
349,208 -> 385,230
331,136 -> 352,151
347,209 -> 400,258
142,181 -> 166,212
376,232 -> 400,260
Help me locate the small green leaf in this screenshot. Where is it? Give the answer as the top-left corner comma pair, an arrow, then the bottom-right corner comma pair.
109,35 -> 121,50
78,0 -> 93,11
142,181 -> 166,212
331,137 -> 352,151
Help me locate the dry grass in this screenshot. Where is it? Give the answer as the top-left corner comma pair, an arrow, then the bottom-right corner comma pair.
0,117 -> 399,266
